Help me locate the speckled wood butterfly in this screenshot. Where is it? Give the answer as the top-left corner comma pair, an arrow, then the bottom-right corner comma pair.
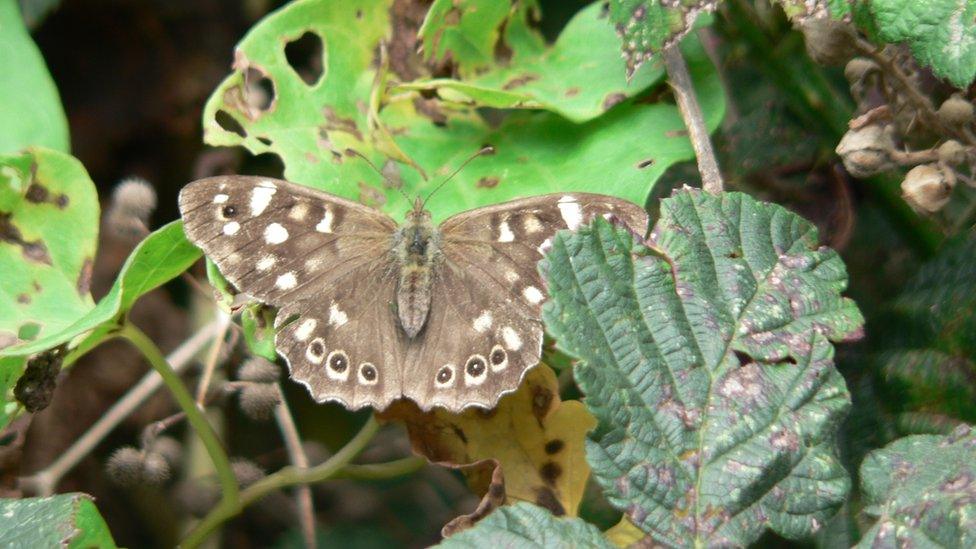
179,176 -> 647,411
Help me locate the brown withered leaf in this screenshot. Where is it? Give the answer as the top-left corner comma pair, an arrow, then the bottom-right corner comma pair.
380,364 -> 595,529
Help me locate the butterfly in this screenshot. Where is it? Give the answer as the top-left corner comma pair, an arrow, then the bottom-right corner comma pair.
179,176 -> 648,411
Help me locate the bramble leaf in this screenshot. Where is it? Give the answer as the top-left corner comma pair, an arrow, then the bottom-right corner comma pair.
605,0 -> 717,77
857,425 -> 976,547
0,0 -> 69,153
541,189 -> 863,546
436,502 -> 613,548
0,493 -> 116,548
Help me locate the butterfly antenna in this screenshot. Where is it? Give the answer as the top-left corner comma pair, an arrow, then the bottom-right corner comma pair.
422,146 -> 495,208
344,148 -> 412,205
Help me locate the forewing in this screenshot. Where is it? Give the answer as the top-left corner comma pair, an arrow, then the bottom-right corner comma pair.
178,175 -> 397,307
405,193 -> 648,411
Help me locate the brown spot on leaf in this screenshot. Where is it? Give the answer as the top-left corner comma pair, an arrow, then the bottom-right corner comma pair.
17,293 -> 30,304
413,97 -> 448,126
450,423 -> 468,444
603,92 -> 627,111
502,73 -> 539,91
0,212 -> 52,265
531,384 -> 553,425
322,106 -> 363,140
476,177 -> 499,189
544,439 -> 564,454
636,158 -> 655,169
666,129 -> 689,138
534,486 -> 566,516
56,194 -> 69,208
25,183 -> 49,203
388,0 -> 431,80
540,461 -> 562,486
564,87 -> 580,97
77,258 -> 94,296
357,182 -> 386,208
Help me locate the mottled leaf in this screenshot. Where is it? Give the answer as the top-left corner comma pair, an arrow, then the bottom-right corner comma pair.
541,190 -> 863,546
202,0 -> 724,222
606,0 -> 717,77
436,502 -> 613,548
857,425 -> 976,548
381,365 -> 595,521
775,0 -> 852,22
407,2 -> 665,122
0,493 -> 117,548
871,0 -> 976,88
0,0 -> 69,153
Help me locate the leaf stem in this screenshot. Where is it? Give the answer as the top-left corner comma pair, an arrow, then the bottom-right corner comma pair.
273,386 -> 316,549
663,42 -> 724,193
333,456 -> 427,480
181,415 -> 380,547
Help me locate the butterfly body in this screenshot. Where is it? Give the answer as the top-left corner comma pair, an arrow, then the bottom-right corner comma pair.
179,176 -> 648,411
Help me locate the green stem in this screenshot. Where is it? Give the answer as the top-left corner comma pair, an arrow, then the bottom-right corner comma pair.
334,456 -> 427,480
181,415 -> 381,547
118,324 -> 240,521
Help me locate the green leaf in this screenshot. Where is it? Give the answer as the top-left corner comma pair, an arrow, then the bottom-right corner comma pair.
856,425 -> 976,547
202,0 -> 724,222
871,0 -> 976,88
541,190 -> 864,546
0,0 -> 69,153
1,221 -> 201,358
0,148 -> 98,351
407,2 -> 664,122
775,0 -> 853,22
0,493 -> 117,548
606,0 -> 717,77
436,502 -> 614,548
241,304 -> 277,361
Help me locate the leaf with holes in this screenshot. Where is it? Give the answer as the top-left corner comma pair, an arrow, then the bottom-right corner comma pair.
0,1 -> 69,154
0,148 -> 98,354
0,493 -> 117,548
606,0 -> 719,77
541,190 -> 863,546
381,365 -> 595,524
435,502 -> 613,548
202,0 -> 724,222
406,2 -> 666,122
871,0 -> 976,88
857,425 -> 976,547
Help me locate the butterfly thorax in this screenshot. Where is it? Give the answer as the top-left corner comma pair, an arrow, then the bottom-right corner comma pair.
393,203 -> 440,339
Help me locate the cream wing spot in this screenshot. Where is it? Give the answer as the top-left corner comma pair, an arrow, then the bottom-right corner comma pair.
502,327 -> 523,351
473,310 -> 493,333
275,272 -> 297,290
358,363 -> 378,385
523,214 -> 543,234
435,364 -> 456,388
329,302 -> 348,327
316,208 -> 334,233
294,318 -> 317,341
464,355 -> 488,386
264,223 -> 289,244
213,194 -> 229,204
250,185 -> 276,215
523,286 -> 544,305
497,220 -> 515,242
223,221 -> 241,236
557,195 -> 583,230
288,202 -> 309,221
256,255 -> 276,271
504,270 -> 519,283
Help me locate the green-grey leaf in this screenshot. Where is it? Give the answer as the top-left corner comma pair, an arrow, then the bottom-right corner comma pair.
436,502 -> 614,548
606,0 -> 717,77
541,189 -> 863,546
407,2 -> 665,122
856,425 -> 976,548
202,0 -> 724,222
0,148 -> 98,351
1,221 -> 201,358
0,493 -> 117,548
0,0 -> 69,153
775,0 -> 852,22
871,0 -> 976,88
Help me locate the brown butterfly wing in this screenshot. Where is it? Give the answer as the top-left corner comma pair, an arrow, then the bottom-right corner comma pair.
179,176 -> 405,409
403,193 -> 649,411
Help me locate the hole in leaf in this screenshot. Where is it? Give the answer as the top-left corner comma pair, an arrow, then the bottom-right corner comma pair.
733,350 -> 752,366
284,31 -> 324,86
215,110 -> 247,137
257,136 -> 272,146
245,68 -> 275,111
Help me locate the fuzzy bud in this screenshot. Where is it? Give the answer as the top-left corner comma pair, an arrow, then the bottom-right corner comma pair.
902,164 -> 953,213
799,18 -> 857,66
938,140 -> 968,165
141,452 -> 172,485
149,436 -> 182,467
231,459 -> 265,488
238,383 -> 281,421
238,357 -> 279,383
937,95 -> 974,127
106,447 -> 144,487
836,124 -> 896,177
844,57 -> 878,83
106,177 -> 157,240
174,480 -> 220,517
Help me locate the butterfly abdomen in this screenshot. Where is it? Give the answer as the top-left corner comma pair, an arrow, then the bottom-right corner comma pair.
394,212 -> 439,338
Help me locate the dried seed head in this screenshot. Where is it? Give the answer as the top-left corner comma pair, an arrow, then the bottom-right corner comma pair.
799,18 -> 857,66
14,348 -> 62,413
142,452 -> 172,485
937,95 -> 974,127
238,357 -> 279,383
149,435 -> 182,467
238,383 -> 281,421
938,140 -> 968,165
106,447 -> 144,487
844,57 -> 878,83
902,164 -> 953,213
231,459 -> 265,488
836,124 -> 896,178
